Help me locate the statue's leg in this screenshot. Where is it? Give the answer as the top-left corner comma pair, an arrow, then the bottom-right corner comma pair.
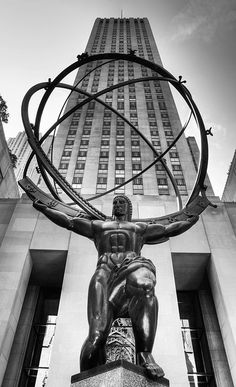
126,267 -> 164,379
80,268 -> 113,371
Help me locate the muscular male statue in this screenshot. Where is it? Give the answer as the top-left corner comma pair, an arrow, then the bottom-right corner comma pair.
33,195 -> 198,380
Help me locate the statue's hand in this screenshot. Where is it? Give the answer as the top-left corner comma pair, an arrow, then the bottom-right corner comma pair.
33,200 -> 47,212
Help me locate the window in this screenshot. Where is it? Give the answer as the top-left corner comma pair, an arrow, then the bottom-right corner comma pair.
161,112 -> 169,118
165,130 -> 173,137
129,87 -> 135,93
115,163 -> 125,170
155,163 -> 165,171
116,151 -> 124,158
19,288 -> 61,387
115,177 -> 125,185
178,292 -> 216,387
62,151 -> 71,157
84,120 -> 92,127
88,101 -> 95,109
117,121 -> 124,127
146,101 -> 154,110
97,177 -> 107,184
101,140 -> 109,146
159,101 -> 166,110
83,129 -> 91,135
132,163 -> 142,170
73,176 -> 83,184
78,151 -> 87,157
151,130 -> 159,136
172,164 -> 182,171
102,129 -> 110,136
59,162 -> 68,169
167,141 -> 176,148
80,140 -> 89,146
117,102 -> 124,110
163,121 -> 171,127
103,121 -> 111,127
133,177 -> 143,185
65,140 -> 74,145
176,178 -> 186,186
99,163 -> 108,170
68,130 -> 76,135
152,140 -> 161,146
75,162 -> 85,170
117,140 -> 124,146
157,178 -> 168,186
132,151 -> 140,158
100,151 -> 109,158
149,121 -> 157,127
130,102 -> 137,110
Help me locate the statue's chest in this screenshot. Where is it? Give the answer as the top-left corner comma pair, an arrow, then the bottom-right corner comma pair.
100,223 -> 137,251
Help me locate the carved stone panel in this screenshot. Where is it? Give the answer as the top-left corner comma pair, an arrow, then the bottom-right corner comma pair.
106,318 -> 136,364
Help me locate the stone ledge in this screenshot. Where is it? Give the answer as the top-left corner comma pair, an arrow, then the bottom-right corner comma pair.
71,360 -> 169,386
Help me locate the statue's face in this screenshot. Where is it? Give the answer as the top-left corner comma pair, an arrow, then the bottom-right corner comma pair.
113,197 -> 128,218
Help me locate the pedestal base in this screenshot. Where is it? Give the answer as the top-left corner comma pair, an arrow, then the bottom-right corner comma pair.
71,360 -> 169,386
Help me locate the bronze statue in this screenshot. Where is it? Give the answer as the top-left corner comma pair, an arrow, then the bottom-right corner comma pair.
33,195 -> 198,380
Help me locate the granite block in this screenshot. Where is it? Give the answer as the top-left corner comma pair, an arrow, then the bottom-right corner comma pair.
71,360 -> 169,386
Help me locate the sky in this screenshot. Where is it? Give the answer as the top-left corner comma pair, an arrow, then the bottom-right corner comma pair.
1,0 -> 236,197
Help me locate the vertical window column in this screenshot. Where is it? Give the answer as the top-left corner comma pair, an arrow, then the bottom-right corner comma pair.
115,118 -> 125,194
96,110 -> 110,193
177,292 -> 216,387
18,288 -> 61,387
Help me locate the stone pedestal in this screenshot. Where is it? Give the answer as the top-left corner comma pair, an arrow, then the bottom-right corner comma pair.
71,360 -> 169,386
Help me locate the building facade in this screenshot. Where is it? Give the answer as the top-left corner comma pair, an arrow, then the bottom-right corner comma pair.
8,131 -> 53,194
0,18 -> 236,387
52,17 -> 196,199
222,150 -> 236,202
0,120 -> 20,198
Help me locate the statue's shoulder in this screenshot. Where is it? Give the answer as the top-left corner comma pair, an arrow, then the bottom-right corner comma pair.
134,221 -> 148,232
92,219 -> 113,230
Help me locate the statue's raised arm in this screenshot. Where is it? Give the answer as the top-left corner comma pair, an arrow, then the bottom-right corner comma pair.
33,200 -> 94,239
143,215 -> 199,245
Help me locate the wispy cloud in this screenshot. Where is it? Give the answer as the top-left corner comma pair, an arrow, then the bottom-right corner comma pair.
171,0 -> 236,42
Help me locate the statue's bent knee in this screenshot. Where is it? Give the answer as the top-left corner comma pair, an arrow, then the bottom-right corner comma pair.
126,268 -> 156,297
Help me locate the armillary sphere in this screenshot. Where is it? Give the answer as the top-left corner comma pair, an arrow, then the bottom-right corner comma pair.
19,52 -> 216,225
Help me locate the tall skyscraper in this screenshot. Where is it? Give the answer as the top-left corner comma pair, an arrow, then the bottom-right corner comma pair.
52,17 -> 197,200
1,18 -> 236,387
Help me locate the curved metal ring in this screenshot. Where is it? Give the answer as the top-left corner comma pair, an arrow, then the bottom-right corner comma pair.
20,52 -> 209,221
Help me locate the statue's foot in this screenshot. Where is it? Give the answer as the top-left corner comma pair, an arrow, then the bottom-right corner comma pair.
137,352 -> 165,380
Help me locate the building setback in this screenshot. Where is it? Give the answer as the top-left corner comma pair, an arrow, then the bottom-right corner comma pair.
0,18 -> 236,387
222,150 -> 236,202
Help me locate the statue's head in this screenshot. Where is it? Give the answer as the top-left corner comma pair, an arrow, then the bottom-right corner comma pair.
112,195 -> 132,221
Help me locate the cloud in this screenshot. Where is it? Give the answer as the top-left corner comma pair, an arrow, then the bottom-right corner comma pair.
171,0 -> 236,42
